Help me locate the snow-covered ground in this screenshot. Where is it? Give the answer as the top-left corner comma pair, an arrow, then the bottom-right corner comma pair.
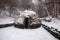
0,17 -> 14,25
42,18 -> 60,31
0,26 -> 58,40
0,17 -> 59,40
0,5 -> 60,40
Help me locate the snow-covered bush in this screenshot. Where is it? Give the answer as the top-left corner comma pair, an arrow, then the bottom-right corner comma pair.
43,16 -> 52,22
57,15 -> 60,19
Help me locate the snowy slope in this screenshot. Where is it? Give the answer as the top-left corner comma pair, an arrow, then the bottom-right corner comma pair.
0,26 -> 58,40
42,18 -> 60,31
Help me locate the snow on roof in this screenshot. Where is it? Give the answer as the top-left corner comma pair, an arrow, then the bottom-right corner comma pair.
20,10 -> 37,18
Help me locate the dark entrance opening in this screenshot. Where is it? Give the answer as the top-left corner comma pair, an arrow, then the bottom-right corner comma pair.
24,18 -> 30,28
